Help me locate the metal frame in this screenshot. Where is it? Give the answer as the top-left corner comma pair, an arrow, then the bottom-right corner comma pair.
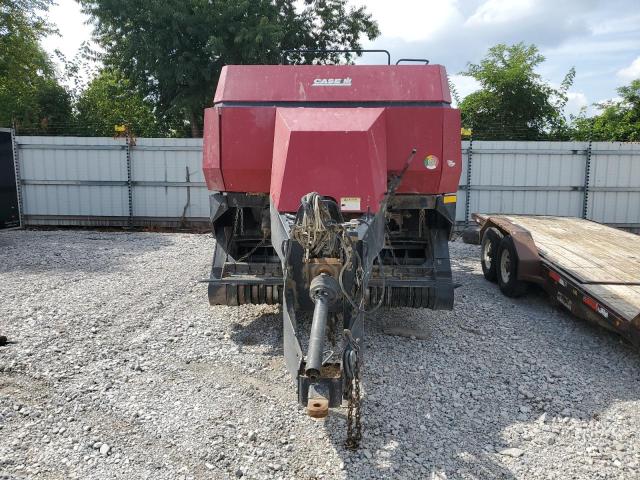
540,262 -> 640,348
0,128 -> 22,229
395,58 -> 430,65
281,49 -> 391,65
464,138 -> 473,226
203,192 -> 457,412
20,180 -> 207,187
475,214 -> 640,348
17,144 -> 199,152
11,128 -> 23,228
582,140 -> 592,219
125,137 -> 133,226
22,214 -> 209,228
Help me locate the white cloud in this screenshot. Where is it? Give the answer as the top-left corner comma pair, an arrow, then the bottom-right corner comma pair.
355,0 -> 463,43
465,0 -> 535,27
565,91 -> 588,117
617,57 -> 640,82
42,0 -> 94,61
448,74 -> 481,103
590,14 -> 640,35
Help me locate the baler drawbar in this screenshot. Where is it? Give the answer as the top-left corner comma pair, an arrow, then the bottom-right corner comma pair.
201,52 -> 462,447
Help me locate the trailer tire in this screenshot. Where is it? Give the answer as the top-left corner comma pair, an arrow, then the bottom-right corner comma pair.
497,235 -> 528,297
481,227 -> 503,282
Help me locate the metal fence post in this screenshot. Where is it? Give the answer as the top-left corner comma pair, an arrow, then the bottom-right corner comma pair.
464,137 -> 473,226
582,140 -> 592,219
126,136 -> 134,226
10,127 -> 24,228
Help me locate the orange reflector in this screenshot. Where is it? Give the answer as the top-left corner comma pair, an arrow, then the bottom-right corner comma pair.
443,194 -> 457,204
583,296 -> 598,311
549,271 -> 561,282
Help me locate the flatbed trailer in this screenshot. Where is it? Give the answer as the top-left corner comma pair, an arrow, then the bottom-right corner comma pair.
473,214 -> 640,347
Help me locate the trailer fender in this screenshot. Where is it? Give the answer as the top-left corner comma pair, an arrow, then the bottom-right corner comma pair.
480,217 -> 544,284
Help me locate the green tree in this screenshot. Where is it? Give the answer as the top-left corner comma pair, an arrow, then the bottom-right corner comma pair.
76,69 -> 161,137
0,0 -> 73,133
78,0 -> 379,137
570,79 -> 640,141
459,43 -> 575,140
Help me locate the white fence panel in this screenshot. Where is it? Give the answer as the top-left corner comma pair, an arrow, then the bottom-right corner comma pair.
18,137 -> 128,223
131,138 -> 209,219
16,136 -> 209,227
589,142 -> 640,226
467,141 -> 587,221
12,136 -> 640,230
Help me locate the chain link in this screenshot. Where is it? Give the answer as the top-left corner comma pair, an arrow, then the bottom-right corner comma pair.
345,349 -> 362,450
418,208 -> 426,238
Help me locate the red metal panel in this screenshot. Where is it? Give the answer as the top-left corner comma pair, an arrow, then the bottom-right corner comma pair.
203,65 -> 462,203
385,107 -> 444,194
219,107 -> 276,193
202,107 -> 224,190
271,108 -> 387,213
214,65 -> 450,104
439,108 -> 462,193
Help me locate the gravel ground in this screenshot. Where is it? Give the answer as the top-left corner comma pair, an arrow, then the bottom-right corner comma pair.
1,229 -> 639,480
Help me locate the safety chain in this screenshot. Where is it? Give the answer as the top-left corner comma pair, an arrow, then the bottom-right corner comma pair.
345,345 -> 362,450
345,354 -> 362,449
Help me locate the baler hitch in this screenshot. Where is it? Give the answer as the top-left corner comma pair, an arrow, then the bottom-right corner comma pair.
306,274 -> 340,381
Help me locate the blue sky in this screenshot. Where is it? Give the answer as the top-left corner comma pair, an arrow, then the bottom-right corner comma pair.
44,0 -> 640,116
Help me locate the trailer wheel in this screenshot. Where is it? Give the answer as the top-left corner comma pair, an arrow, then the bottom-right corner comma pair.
481,227 -> 503,282
497,235 -> 528,297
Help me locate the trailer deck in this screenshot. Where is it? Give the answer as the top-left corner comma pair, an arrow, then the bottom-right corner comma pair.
475,214 -> 640,346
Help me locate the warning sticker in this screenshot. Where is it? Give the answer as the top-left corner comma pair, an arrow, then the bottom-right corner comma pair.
340,197 -> 361,211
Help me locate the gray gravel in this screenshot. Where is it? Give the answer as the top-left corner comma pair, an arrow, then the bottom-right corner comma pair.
1,229 -> 639,479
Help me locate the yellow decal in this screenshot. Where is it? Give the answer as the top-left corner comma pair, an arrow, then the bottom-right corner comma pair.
443,194 -> 457,204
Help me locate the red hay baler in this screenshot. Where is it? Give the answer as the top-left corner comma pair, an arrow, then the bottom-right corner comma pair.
202,53 -> 462,446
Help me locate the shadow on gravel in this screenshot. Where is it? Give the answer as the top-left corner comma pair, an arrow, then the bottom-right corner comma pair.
325,330 -> 638,478
0,229 -> 176,274
229,307 -> 283,357
321,247 -> 640,479
223,243 -> 640,479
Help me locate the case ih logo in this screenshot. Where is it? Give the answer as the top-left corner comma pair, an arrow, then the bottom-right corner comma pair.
312,78 -> 352,87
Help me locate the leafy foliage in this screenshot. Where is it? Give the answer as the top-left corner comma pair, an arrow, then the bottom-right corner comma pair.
78,0 -> 379,136
459,43 -> 575,140
75,69 -> 161,137
0,0 -> 74,132
570,79 -> 640,142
